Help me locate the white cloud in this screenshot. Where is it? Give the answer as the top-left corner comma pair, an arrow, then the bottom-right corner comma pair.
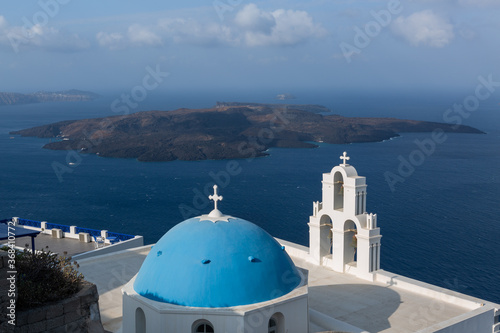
157,4 -> 326,48
96,32 -> 125,50
0,16 -> 7,30
235,4 -> 275,34
157,18 -> 236,47
97,25 -> 162,50
236,5 -> 327,47
95,3 -> 325,50
39,29 -> 90,52
127,24 -> 162,46
392,10 -> 454,48
0,16 -> 89,52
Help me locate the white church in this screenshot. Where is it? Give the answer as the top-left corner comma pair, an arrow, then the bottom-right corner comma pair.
77,152 -> 499,332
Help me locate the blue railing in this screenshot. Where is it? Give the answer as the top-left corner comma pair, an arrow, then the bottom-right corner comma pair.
18,219 -> 42,228
75,227 -> 135,242
106,231 -> 135,242
45,223 -> 71,233
74,227 -> 102,238
14,218 -> 136,243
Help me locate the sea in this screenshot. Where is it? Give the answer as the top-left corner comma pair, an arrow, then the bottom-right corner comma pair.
1,89 -> 499,304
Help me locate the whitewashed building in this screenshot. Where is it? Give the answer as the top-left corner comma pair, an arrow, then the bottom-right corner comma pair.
122,186 -> 309,333
115,152 -> 500,333
308,152 -> 381,281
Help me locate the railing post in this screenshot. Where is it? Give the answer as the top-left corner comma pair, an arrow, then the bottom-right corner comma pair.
70,226 -> 77,236
41,221 -> 47,231
12,217 -> 19,226
101,230 -> 108,239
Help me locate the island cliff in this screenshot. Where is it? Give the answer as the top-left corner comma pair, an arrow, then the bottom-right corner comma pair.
10,103 -> 484,162
0,90 -> 100,106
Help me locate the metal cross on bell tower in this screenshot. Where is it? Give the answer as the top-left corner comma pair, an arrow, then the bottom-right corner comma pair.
340,151 -> 350,165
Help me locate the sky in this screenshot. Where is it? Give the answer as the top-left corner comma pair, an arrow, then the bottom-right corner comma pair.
0,0 -> 499,95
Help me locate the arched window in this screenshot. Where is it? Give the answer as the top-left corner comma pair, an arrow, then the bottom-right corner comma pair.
344,220 -> 358,265
135,307 -> 146,333
193,320 -> 214,333
334,171 -> 344,211
319,215 -> 333,258
268,313 -> 284,333
268,317 -> 277,333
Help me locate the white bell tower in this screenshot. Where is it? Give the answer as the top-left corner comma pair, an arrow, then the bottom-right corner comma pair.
308,152 -> 382,281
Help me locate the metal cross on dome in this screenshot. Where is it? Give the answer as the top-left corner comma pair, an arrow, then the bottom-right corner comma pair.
209,185 -> 223,210
340,151 -> 350,165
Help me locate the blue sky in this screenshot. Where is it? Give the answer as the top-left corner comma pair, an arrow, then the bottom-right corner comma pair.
0,0 -> 499,95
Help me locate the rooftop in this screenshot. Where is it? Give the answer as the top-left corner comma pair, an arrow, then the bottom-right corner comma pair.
77,241 -> 496,333
79,246 -> 150,332
13,232 -> 96,257
0,217 -> 143,258
297,256 -> 470,333
134,214 -> 301,308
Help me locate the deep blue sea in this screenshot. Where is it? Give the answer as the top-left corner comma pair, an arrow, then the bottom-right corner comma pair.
1,90 -> 499,304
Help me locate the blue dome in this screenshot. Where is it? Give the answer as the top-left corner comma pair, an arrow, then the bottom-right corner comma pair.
133,215 -> 301,308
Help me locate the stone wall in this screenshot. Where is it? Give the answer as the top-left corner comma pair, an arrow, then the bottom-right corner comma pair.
0,251 -> 104,333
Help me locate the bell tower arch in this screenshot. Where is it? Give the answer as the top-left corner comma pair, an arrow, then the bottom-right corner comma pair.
333,171 -> 344,211
308,152 -> 382,281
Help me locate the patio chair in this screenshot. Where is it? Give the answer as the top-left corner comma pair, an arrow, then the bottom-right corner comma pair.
93,236 -> 105,249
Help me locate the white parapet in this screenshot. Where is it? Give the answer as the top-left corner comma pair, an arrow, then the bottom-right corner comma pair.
51,228 -> 63,238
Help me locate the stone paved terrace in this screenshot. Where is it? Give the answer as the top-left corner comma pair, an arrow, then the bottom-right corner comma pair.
77,243 -> 495,333
78,246 -> 151,332
294,256 -> 473,333
1,217 -> 143,258
12,232 -> 103,257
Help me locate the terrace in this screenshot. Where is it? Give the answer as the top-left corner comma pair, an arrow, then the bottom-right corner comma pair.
0,218 -> 143,259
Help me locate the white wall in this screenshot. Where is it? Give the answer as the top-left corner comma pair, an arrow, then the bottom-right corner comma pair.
242,295 -> 308,333
122,277 -> 308,333
419,307 -> 495,333
74,236 -> 144,260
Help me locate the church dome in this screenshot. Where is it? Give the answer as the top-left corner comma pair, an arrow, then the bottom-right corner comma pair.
133,205 -> 302,308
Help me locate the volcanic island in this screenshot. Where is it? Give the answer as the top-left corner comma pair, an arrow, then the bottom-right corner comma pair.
11,102 -> 484,162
